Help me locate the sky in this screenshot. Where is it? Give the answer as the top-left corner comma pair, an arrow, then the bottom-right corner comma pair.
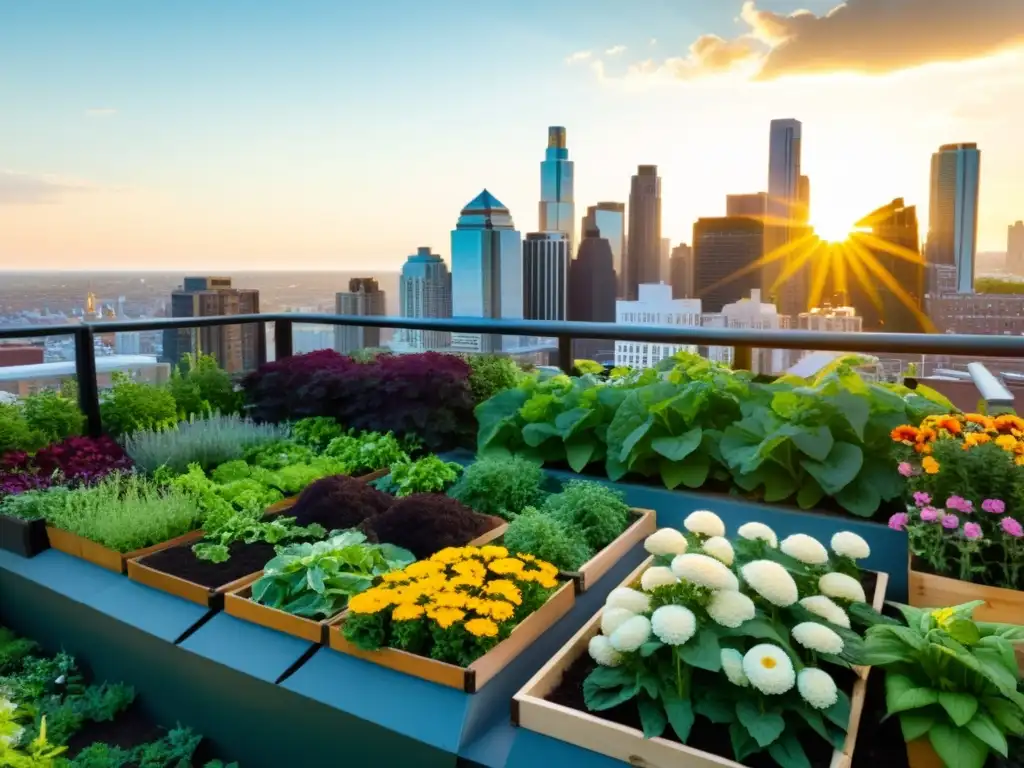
1,0 -> 1023,271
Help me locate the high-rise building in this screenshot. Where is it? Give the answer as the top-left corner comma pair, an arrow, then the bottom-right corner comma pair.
1008,221 -> 1024,275
693,217 -> 764,313
539,127 -> 575,255
397,247 -> 452,351
163,276 -> 260,373
570,221 -> 617,362
765,119 -> 806,315
335,278 -> 386,355
660,238 -> 672,283
726,193 -> 768,220
523,232 -> 570,321
625,165 -> 662,300
797,175 -> 811,225
450,189 -> 523,353
581,202 -> 626,297
669,243 -> 694,299
614,284 -> 702,368
926,143 -> 981,293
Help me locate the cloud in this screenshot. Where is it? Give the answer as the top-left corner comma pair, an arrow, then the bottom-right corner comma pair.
86,107 -> 117,116
0,171 -> 93,205
605,45 -> 626,56
565,50 -> 593,64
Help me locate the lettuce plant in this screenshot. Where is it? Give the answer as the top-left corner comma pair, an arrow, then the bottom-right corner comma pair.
374,455 -> 462,497
323,430 -> 408,475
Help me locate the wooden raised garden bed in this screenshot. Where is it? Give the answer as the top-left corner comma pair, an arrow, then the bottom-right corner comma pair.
562,507 -> 656,594
0,514 -> 50,558
45,527 -> 199,575
511,557 -> 888,768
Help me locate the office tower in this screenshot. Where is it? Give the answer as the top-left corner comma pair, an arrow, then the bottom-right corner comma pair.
523,233 -> 570,320
615,284 -> 702,368
660,238 -> 672,283
539,127 -> 575,255
669,243 -> 694,299
581,202 -> 626,296
693,217 -> 764,313
570,221 -> 617,362
1008,221 -> 1024,275
450,189 -> 523,353
163,276 -> 260,373
726,193 -> 768,220
926,143 -> 981,293
335,278 -> 386,355
765,119 -> 805,315
797,175 -> 811,225
398,247 -> 452,351
625,165 -> 662,300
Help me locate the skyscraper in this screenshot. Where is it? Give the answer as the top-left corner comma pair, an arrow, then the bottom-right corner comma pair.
693,217 -> 764,313
398,247 -> 452,351
765,119 -> 805,315
669,243 -> 694,299
570,221 -> 617,362
1009,221 -> 1024,275
581,202 -> 625,295
625,165 -> 662,300
450,189 -> 523,353
539,127 -> 575,255
335,278 -> 386,355
797,175 -> 811,225
163,276 -> 260,373
726,193 -> 767,220
926,143 -> 981,293
660,238 -> 672,283
523,232 -> 570,320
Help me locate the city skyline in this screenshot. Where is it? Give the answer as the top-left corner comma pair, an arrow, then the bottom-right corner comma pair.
2,0 -> 1024,270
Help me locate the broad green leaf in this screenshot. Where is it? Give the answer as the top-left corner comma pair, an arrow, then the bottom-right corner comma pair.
659,452 -> 710,490
660,686 -> 695,741
929,721 -> 989,768
637,694 -> 667,739
522,422 -> 560,447
800,441 -> 863,495
889,602 -> 927,630
564,438 -> 596,473
651,427 -> 703,461
899,711 -> 936,742
938,692 -> 978,726
637,669 -> 660,700
583,674 -> 639,712
984,697 -> 1024,736
306,566 -> 326,594
719,425 -> 761,470
977,622 -> 1024,642
729,720 -> 760,763
790,424 -> 834,461
965,711 -> 1008,757
676,627 -> 721,671
823,689 -> 852,731
796,475 -> 825,509
736,699 -> 785,747
693,694 -> 733,725
946,619 -> 981,646
767,731 -> 812,768
886,673 -> 939,714
640,640 -> 664,658
831,390 -> 870,441
762,469 -> 798,503
793,706 -> 838,748
584,665 -> 635,690
554,407 -> 592,437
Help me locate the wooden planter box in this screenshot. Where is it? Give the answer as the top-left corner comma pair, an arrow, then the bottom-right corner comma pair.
511,558 -> 888,768
45,526 -> 199,574
562,508 -> 656,594
0,514 -> 49,558
262,467 -> 389,516
224,513 -> 510,643
328,579 -> 575,693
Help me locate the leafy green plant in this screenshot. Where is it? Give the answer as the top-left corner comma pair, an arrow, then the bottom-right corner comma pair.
251,530 -> 415,619
99,373 -> 178,438
862,601 -> 1024,768
33,682 -> 135,747
373,455 -> 462,497
241,438 -> 314,470
543,480 -> 630,551
448,456 -> 546,520
290,416 -> 346,452
0,627 -> 38,674
324,430 -> 408,475
503,506 -> 593,571
22,391 -> 84,445
464,354 -> 524,403
0,403 -> 44,454
168,353 -> 242,419
573,359 -> 606,376
0,703 -> 65,768
0,488 -> 72,521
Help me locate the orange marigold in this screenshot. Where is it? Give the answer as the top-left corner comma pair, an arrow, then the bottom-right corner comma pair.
891,425 -> 919,443
938,418 -> 962,435
921,456 -> 940,475
994,414 -> 1024,433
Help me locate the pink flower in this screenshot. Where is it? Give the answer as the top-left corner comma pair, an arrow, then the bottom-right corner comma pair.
946,496 -> 973,514
963,522 -> 983,540
981,499 -> 1006,515
919,506 -> 941,523
898,462 -> 913,478
913,492 -> 932,507
941,514 -> 960,530
888,512 -> 909,531
1000,517 -> 1023,538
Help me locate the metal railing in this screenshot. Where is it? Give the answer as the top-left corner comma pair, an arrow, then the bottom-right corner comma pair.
3,313 -> 1024,437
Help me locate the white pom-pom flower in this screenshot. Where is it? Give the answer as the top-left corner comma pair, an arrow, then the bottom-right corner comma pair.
640,566 -> 679,592
740,560 -> 799,606
780,534 -> 829,566
797,668 -> 839,709
671,553 -> 739,591
742,644 -> 796,695
819,572 -> 867,603
707,589 -> 756,628
721,648 -> 749,687
701,536 -> 735,566
601,606 -> 636,637
606,587 -> 651,614
791,622 -> 845,654
737,521 -> 778,548
609,615 -> 652,653
800,595 -> 851,628
588,634 -> 623,667
644,528 -> 688,556
684,510 -> 726,538
830,531 -> 871,560
650,605 -> 697,646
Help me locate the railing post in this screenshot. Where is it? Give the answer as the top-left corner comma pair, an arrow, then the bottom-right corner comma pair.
256,320 -> 268,367
733,345 -> 753,372
274,318 -> 293,361
75,326 -> 102,437
558,335 -> 573,374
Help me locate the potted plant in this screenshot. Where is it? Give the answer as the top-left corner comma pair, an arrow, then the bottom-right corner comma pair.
861,599 -> 1024,768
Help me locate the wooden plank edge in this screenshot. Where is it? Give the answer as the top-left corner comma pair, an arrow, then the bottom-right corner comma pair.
565,508 -> 657,594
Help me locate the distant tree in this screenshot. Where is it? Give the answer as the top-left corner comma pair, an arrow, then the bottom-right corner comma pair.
976,277 -> 1024,294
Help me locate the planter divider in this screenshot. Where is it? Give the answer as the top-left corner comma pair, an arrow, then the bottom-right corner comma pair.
46,526 -> 202,575
560,508 -> 656,594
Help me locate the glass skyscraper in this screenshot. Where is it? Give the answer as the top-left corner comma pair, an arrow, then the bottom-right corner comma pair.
582,202 -> 625,297
523,232 -> 569,321
926,143 -> 981,294
397,247 -> 452,351
765,118 -> 805,315
450,189 -> 523,353
539,127 -> 575,255
625,165 -> 662,301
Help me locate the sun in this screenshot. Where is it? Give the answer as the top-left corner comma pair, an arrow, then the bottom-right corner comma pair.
810,212 -> 857,244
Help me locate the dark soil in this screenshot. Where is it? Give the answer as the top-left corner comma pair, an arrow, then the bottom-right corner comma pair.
861,571 -> 878,603
139,539 -> 277,589
362,494 -> 497,559
290,473 -> 392,531
851,665 -> 908,768
63,703 -> 163,759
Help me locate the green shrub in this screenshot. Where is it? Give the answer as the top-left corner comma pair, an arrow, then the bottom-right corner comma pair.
465,354 -> 523,404
374,455 -> 461,496
291,417 -> 346,452
324,431 -> 408,475
99,374 -> 178,438
0,487 -> 71,521
0,403 -> 43,454
503,506 -> 592,571
544,480 -> 630,550
448,456 -> 545,520
168,353 -> 242,419
22,391 -> 84,445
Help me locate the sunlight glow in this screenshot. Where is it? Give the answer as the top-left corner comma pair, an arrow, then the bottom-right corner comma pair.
810,212 -> 856,244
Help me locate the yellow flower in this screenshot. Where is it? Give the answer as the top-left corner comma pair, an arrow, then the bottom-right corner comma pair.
1016,455 -> 1024,466
415,574 -> 448,593
449,574 -> 484,589
381,572 -> 409,584
489,558 -> 526,576
484,600 -> 515,621
517,552 -> 537,562
432,591 -> 469,609
349,591 -> 387,615
931,607 -> 955,629
477,545 -> 509,561
465,618 -> 499,638
427,607 -> 466,629
921,456 -> 940,475
430,547 -> 465,564
535,574 -> 560,589
484,580 -> 523,605
963,432 -> 992,448
392,603 -> 426,621
405,561 -> 445,579
453,560 -> 486,579
995,435 -> 1018,452
461,546 -> 481,558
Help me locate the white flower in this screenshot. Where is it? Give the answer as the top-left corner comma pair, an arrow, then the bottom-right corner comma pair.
831,531 -> 870,560
684,510 -> 726,538
791,622 -> 845,654
737,521 -> 778,548
800,595 -> 851,628
601,606 -> 636,637
651,605 -> 697,646
644,528 -> 688,556
797,668 -> 839,710
740,560 -> 799,606
819,572 -> 866,603
640,565 -> 679,592
609,615 -> 652,653
780,534 -> 829,566
588,634 -> 623,667
707,589 -> 756,628
701,536 -> 734,566
721,648 -> 749,687
671,553 -> 739,591
742,644 -> 796,695
605,587 -> 651,614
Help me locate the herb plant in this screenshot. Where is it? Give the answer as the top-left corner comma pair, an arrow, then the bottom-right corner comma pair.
0,402 -> 45,454
167,353 -> 242,419
22,391 -> 85,445
464,353 -> 524,404
0,487 -> 70,520
99,374 -> 178,438
503,506 -> 593,571
543,480 -> 630,551
290,416 -> 346,452
251,530 -> 415,619
373,455 -> 462,497
448,456 -> 546,520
